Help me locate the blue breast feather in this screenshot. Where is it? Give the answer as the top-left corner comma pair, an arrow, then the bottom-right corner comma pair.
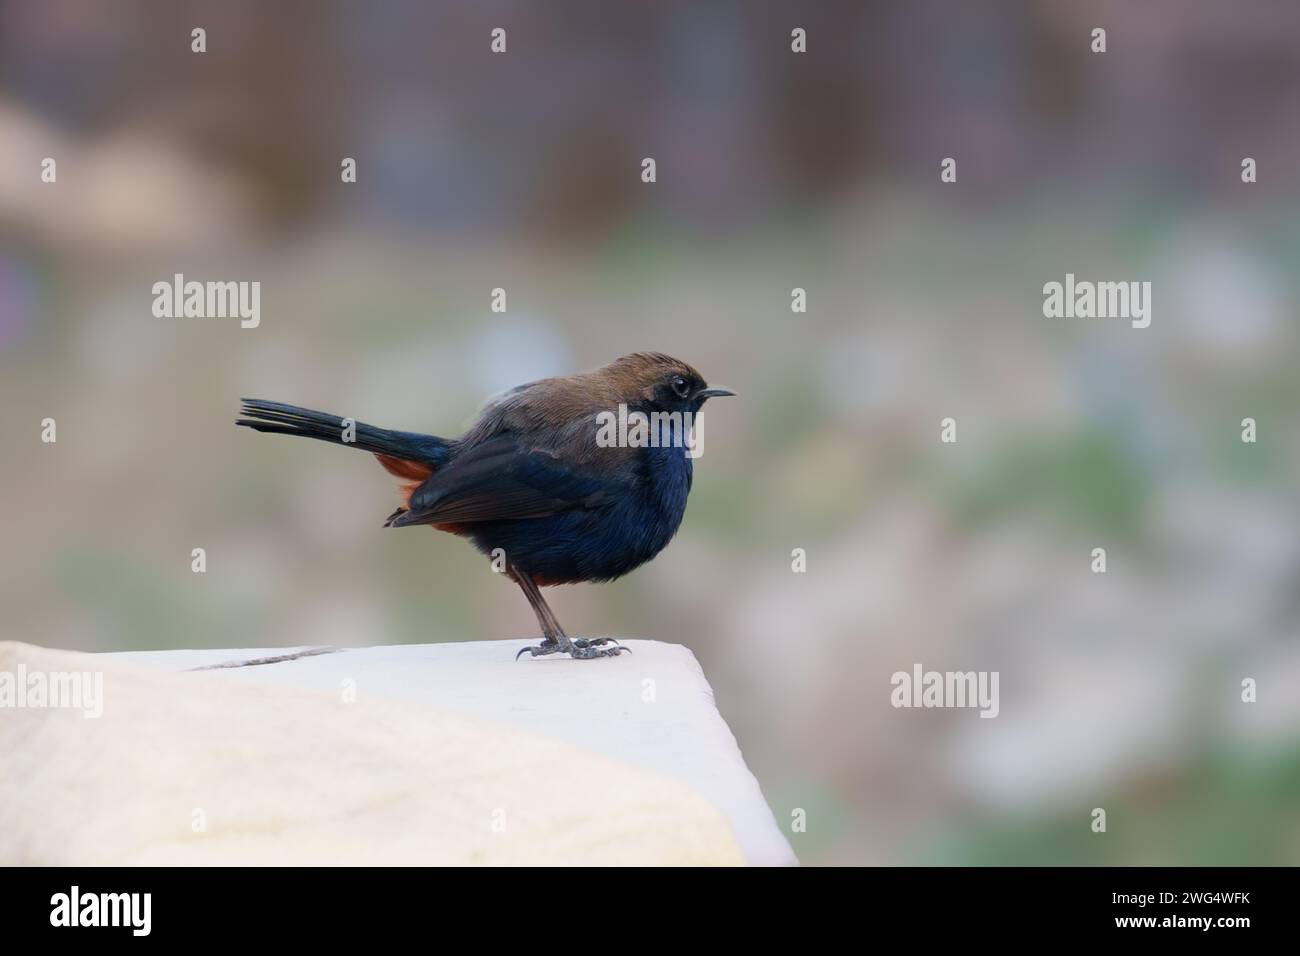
468,445 -> 693,583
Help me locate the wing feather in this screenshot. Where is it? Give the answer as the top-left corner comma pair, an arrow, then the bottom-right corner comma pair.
388,433 -> 620,528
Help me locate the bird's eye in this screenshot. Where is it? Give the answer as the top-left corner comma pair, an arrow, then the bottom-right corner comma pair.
670,376 -> 691,398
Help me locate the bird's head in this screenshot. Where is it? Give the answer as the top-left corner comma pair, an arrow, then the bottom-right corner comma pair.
604,352 -> 735,413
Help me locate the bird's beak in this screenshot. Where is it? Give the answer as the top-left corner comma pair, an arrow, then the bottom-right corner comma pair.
696,386 -> 736,399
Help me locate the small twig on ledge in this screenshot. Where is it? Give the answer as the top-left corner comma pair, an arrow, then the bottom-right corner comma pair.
189,647 -> 342,671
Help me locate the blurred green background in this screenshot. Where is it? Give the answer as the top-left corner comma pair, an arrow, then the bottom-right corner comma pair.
2,0 -> 1299,865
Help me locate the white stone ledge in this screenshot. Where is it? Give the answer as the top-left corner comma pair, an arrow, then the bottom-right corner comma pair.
2,638 -> 795,866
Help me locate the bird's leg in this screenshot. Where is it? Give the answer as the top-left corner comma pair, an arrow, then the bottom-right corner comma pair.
512,570 -> 627,660
512,570 -> 569,657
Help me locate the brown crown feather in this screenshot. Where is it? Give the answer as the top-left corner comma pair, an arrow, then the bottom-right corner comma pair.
449,353 -> 708,471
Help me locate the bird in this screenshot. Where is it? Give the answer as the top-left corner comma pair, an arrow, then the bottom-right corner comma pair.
236,352 -> 734,660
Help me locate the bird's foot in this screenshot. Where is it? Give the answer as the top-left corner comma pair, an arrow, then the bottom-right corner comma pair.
571,637 -> 628,658
516,637 -> 628,660
574,637 -> 621,649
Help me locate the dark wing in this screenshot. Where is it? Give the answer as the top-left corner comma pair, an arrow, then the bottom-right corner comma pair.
387,432 -> 621,528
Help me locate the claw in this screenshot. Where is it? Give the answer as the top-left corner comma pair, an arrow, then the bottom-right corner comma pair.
573,637 -> 622,649
516,638 -> 560,660
569,644 -> 631,660
515,639 -> 630,660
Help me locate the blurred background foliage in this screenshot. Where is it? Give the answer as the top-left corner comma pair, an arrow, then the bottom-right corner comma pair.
2,0 -> 1299,864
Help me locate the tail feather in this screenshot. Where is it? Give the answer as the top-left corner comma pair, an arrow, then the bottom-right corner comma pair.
236,399 -> 450,465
